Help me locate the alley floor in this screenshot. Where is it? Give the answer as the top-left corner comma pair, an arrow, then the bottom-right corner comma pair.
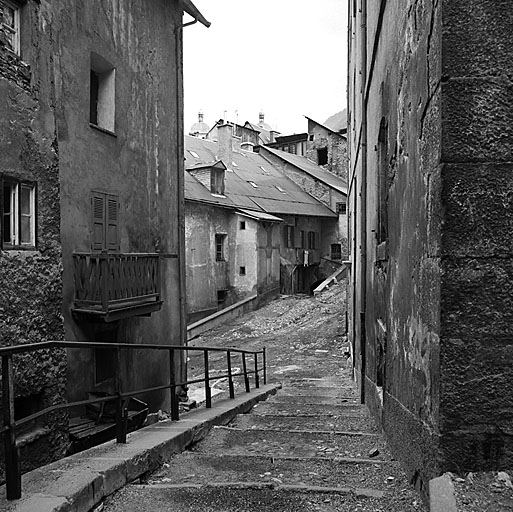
102,283 -> 425,511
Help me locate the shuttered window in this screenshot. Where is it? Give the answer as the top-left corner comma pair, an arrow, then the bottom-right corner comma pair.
91,191 -> 119,252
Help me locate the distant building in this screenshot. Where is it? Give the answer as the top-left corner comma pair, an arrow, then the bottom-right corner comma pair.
184,125 -> 339,321
347,0 -> 513,495
189,111 -> 210,138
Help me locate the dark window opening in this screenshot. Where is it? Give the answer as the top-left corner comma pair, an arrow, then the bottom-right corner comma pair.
377,116 -> 389,244
89,70 -> 99,125
90,53 -> 115,132
331,243 -> 342,260
336,202 -> 347,214
239,221 -> 246,230
239,266 -> 246,276
284,225 -> 294,248
307,231 -> 316,250
217,290 -> 227,308
211,169 -> 225,195
309,134 -> 314,141
317,147 -> 328,165
300,230 -> 306,249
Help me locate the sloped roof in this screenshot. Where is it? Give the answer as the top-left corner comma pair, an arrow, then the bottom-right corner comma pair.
305,116 -> 347,138
184,135 -> 337,218
237,209 -> 283,223
260,146 -> 348,196
182,0 -> 211,27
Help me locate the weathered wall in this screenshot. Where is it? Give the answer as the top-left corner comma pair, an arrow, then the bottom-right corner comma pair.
46,0 -> 185,410
0,0 -> 67,475
348,0 -> 443,492
439,0 -> 513,471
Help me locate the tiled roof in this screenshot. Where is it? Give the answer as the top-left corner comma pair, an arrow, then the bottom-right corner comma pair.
260,146 -> 348,195
184,135 -> 337,218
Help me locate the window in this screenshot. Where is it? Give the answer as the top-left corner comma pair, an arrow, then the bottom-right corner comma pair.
239,266 -> 246,276
2,1 -> 20,55
309,134 -> 314,141
188,150 -> 200,158
336,202 -> 347,214
284,225 -> 294,248
248,181 -> 258,188
2,179 -> 36,248
288,144 -> 296,155
217,290 -> 226,308
331,243 -> 342,260
90,53 -> 115,132
275,185 -> 286,194
211,168 -> 225,195
300,230 -> 306,249
239,221 -> 246,230
307,231 -> 316,250
317,147 -> 328,165
91,191 -> 120,252
215,234 -> 226,261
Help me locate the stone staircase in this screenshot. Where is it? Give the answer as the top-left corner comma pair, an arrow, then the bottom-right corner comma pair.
103,373 -> 425,511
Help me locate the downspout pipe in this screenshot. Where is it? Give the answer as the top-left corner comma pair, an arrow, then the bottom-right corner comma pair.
359,0 -> 368,404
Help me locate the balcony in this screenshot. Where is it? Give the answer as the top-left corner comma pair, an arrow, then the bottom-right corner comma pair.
72,252 -> 163,322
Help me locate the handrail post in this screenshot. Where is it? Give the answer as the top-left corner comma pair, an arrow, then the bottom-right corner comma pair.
242,352 -> 250,393
100,250 -> 109,314
227,351 -> 234,399
254,352 -> 260,389
115,347 -> 126,443
263,347 -> 267,385
3,354 -> 21,500
204,350 -> 212,408
170,349 -> 179,421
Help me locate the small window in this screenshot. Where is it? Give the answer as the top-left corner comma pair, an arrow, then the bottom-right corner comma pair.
239,266 -> 246,276
275,185 -> 286,194
188,150 -> 200,158
239,221 -> 246,230
336,202 -> 347,214
2,1 -> 20,55
217,290 -> 227,307
215,234 -> 226,261
317,147 -> 328,165
300,230 -> 306,249
90,53 -> 116,132
284,225 -> 294,248
248,181 -> 258,188
2,179 -> 36,249
288,144 -> 296,155
308,231 -> 316,250
331,243 -> 342,260
309,134 -> 314,141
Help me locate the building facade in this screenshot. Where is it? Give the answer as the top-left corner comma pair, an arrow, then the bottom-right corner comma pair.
347,0 -> 513,495
0,0 -> 208,474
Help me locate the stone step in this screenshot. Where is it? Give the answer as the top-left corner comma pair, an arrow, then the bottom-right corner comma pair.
104,484 -> 422,511
268,395 -> 359,406
189,425 -> 391,460
231,413 -> 380,434
278,387 -> 358,398
148,452 -> 399,490
251,401 -> 369,417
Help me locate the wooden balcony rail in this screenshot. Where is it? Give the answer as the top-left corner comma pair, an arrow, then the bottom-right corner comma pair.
0,341 -> 267,500
72,252 -> 163,321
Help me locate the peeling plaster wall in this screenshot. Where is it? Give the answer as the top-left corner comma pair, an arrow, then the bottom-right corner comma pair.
0,0 -> 67,476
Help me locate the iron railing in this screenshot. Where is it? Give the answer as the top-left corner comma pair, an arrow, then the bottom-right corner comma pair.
0,341 -> 266,500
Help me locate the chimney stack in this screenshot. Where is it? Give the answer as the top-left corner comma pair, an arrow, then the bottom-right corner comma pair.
217,122 -> 233,166
258,111 -> 265,127
198,110 -> 204,123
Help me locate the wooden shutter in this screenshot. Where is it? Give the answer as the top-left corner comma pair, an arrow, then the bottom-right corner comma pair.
294,227 -> 302,248
92,193 -> 105,251
106,195 -> 119,252
315,231 -> 320,250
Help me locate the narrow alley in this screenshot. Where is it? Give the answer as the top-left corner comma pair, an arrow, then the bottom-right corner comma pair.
102,284 -> 425,511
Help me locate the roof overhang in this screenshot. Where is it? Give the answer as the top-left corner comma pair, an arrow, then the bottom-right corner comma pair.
182,0 -> 211,28
236,209 -> 284,223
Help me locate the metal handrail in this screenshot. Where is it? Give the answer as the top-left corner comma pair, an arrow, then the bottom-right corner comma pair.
1,340 -> 266,500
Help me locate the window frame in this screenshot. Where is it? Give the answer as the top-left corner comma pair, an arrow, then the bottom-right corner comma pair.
210,168 -> 225,195
331,243 -> 342,260
2,0 -> 21,56
336,202 -> 347,215
215,233 -> 226,262
239,266 -> 246,276
1,177 -> 37,250
90,53 -> 116,134
307,231 -> 316,250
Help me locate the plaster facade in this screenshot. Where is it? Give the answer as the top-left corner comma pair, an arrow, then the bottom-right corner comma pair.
347,0 -> 513,495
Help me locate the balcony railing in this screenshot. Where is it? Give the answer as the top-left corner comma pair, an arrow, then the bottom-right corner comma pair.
72,252 -> 163,321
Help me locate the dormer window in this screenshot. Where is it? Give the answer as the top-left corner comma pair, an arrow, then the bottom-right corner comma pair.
211,168 -> 225,195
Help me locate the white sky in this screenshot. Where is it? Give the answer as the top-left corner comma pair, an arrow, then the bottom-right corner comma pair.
183,1 -> 348,136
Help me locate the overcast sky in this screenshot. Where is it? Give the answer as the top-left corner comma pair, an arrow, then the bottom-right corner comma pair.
183,1 -> 348,136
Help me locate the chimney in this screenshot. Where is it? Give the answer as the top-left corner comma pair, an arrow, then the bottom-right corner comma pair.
217,122 -> 233,165
259,111 -> 265,127
198,111 -> 204,123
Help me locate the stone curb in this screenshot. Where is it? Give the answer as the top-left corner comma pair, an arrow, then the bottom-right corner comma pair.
0,383 -> 281,512
429,473 -> 458,512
